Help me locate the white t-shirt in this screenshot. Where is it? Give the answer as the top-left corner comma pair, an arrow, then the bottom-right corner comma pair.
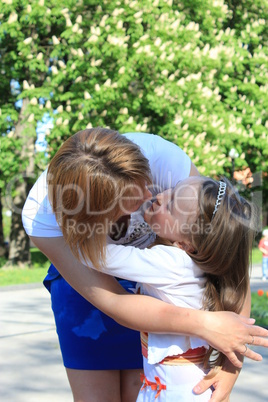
22,133 -> 191,237
82,242 -> 208,364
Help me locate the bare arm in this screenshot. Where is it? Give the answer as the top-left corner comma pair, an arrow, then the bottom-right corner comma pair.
258,246 -> 266,254
194,284 -> 253,401
31,236 -> 268,369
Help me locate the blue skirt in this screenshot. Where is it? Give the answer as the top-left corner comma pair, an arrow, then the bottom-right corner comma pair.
44,264 -> 143,370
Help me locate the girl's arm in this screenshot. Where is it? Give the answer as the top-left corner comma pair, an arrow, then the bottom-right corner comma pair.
31,236 -> 268,369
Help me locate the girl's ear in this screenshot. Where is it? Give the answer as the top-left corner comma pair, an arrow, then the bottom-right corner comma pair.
173,241 -> 196,254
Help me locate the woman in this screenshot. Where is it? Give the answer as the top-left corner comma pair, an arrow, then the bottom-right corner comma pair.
22,128 -> 268,402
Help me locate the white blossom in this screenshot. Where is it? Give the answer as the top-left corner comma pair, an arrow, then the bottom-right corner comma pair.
177,78 -> 185,86
84,91 -> 92,100
72,23 -> 79,33
28,114 -> 34,122
45,100 -> 51,109
57,105 -> 63,113
112,8 -> 124,17
51,66 -> 58,75
134,11 -> 143,19
174,115 -> 183,125
63,119 -> 69,126
75,76 -> 82,83
104,79 -> 111,87
23,37 -> 32,45
76,15 -> 82,24
77,48 -> 84,58
100,15 -> 108,27
37,53 -> 43,60
27,54 -> 33,59
8,12 -> 17,24
66,18 -> 72,27
171,19 -> 180,30
52,36 -> 60,45
120,108 -> 128,115
126,116 -> 134,124
56,117 -> 63,126
95,84 -> 101,91
88,35 -> 99,43
66,105 -> 72,112
78,112 -> 84,120
167,53 -> 175,61
154,37 -> 161,47
86,122 -> 93,129
58,60 -> 66,69
119,66 -> 125,74
30,98 -> 38,105
117,20 -> 123,29
23,80 -> 30,90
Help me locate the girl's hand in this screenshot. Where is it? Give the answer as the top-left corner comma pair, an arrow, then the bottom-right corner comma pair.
193,356 -> 242,401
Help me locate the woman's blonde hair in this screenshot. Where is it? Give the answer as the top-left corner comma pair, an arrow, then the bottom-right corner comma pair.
189,177 -> 257,367
47,127 -> 151,269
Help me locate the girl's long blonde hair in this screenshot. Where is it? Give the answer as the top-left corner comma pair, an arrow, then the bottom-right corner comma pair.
47,127 -> 151,269
189,177 -> 257,366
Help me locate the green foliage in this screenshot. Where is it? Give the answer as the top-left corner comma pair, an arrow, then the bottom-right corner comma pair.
0,0 -> 267,202
251,292 -> 268,328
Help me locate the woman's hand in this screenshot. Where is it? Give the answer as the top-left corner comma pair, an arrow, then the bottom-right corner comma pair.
199,311 -> 268,368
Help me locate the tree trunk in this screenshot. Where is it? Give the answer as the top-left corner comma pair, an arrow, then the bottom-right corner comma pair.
8,179 -> 31,266
0,189 -> 8,258
6,98 -> 35,267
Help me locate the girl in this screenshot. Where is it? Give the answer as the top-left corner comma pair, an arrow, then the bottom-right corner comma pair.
79,176 -> 257,401
22,128 -> 268,402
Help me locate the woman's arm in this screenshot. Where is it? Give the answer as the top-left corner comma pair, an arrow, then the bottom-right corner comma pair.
31,236 -> 268,369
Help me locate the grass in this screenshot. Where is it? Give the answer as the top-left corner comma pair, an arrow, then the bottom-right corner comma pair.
0,248 -> 50,287
252,247 -> 262,265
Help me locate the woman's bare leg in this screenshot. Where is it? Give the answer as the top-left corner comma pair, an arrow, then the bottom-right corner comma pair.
66,368 -> 120,402
120,369 -> 142,402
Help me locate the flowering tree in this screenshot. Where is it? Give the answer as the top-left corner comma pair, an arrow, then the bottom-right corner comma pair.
1,0 -> 267,264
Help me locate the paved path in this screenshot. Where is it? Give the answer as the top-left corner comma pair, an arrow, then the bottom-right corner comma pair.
0,265 -> 268,401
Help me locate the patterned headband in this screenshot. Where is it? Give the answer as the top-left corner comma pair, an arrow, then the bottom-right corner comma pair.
212,181 -> 227,220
